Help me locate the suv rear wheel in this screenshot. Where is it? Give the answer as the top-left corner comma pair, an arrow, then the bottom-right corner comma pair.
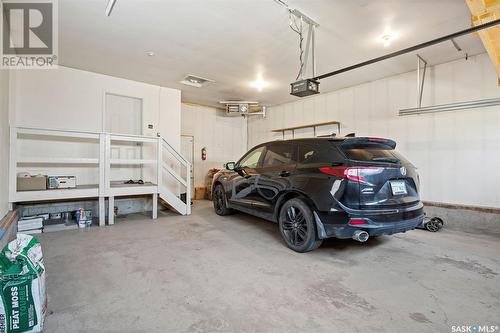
278,198 -> 322,252
213,184 -> 233,216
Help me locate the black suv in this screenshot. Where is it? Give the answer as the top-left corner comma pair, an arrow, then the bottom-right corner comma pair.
212,137 -> 424,252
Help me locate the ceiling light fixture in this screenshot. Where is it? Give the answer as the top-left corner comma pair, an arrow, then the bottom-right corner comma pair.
250,78 -> 269,91
381,34 -> 391,47
380,32 -> 395,47
105,0 -> 117,16
146,51 -> 155,57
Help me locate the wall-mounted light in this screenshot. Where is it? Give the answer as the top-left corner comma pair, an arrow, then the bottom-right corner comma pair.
105,0 -> 117,16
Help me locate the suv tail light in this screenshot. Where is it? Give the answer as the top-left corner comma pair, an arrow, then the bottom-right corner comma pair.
319,166 -> 383,185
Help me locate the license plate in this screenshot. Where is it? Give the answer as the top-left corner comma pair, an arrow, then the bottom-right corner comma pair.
390,180 -> 407,195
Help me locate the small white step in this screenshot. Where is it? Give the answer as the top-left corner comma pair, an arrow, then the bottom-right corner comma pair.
159,187 -> 188,215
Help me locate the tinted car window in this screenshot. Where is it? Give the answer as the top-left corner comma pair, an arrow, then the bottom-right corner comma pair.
262,143 -> 294,167
342,147 -> 410,164
298,141 -> 343,164
238,146 -> 265,168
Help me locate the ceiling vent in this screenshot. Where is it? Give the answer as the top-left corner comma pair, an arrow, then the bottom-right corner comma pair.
180,75 -> 215,88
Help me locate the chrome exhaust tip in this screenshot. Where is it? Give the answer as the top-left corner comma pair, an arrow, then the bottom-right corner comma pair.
352,230 -> 369,242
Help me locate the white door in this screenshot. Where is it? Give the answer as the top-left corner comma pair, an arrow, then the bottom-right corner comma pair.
105,93 -> 143,181
180,135 -> 194,198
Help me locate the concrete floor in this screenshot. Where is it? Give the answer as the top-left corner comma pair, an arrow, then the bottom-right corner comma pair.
38,200 -> 499,333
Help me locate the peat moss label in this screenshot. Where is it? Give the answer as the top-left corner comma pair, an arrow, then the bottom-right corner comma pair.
0,234 -> 46,333
2,281 -> 37,332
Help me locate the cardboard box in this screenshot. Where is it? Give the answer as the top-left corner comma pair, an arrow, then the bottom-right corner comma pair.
194,187 -> 206,200
17,176 -> 47,192
18,217 -> 44,232
47,176 -> 76,189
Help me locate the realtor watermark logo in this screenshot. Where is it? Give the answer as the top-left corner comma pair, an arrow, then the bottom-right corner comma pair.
1,0 -> 58,69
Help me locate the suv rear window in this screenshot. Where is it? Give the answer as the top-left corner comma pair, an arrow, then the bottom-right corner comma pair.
342,147 -> 408,164
298,141 -> 343,164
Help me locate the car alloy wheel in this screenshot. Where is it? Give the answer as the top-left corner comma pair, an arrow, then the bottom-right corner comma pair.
278,198 -> 322,252
213,184 -> 233,216
214,187 -> 224,213
282,206 -> 308,247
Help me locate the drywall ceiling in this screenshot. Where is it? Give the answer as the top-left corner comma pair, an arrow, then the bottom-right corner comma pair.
59,0 -> 485,108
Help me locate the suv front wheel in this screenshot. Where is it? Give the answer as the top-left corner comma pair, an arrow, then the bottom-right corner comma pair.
213,184 -> 233,216
278,198 -> 323,252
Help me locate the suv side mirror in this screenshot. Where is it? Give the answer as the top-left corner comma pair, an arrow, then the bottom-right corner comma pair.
225,162 -> 236,170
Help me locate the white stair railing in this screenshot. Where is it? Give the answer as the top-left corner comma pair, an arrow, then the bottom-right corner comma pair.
159,137 -> 191,215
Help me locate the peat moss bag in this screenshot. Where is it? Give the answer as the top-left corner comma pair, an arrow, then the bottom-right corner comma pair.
0,234 -> 46,333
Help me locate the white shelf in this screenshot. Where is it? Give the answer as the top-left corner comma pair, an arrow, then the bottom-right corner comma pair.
108,185 -> 158,196
110,159 -> 157,165
14,185 -> 99,202
17,157 -> 99,164
109,134 -> 157,143
16,127 -> 100,140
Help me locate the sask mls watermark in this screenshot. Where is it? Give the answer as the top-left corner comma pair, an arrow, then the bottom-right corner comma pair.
1,0 -> 58,69
452,325 -> 499,333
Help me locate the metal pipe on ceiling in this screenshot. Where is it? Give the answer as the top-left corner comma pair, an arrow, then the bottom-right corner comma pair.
313,18 -> 500,81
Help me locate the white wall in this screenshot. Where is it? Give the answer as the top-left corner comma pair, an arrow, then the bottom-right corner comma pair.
181,103 -> 247,188
248,53 -> 500,208
9,66 -> 181,187
10,66 -> 180,138
0,69 -> 10,218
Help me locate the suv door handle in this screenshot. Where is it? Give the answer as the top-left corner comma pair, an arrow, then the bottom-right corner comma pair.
279,171 -> 291,177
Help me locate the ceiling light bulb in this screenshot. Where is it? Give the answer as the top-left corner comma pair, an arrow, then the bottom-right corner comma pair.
250,79 -> 268,91
382,34 -> 391,47
380,31 -> 398,47
146,51 -> 155,56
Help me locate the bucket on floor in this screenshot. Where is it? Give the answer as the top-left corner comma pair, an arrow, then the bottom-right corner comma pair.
62,211 -> 71,222
75,209 -> 92,228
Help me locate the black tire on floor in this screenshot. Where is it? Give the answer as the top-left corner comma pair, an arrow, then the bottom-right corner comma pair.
213,184 -> 233,216
278,198 -> 323,253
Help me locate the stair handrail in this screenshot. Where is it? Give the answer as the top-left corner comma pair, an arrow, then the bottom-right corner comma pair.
161,137 -> 190,167
159,136 -> 191,215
